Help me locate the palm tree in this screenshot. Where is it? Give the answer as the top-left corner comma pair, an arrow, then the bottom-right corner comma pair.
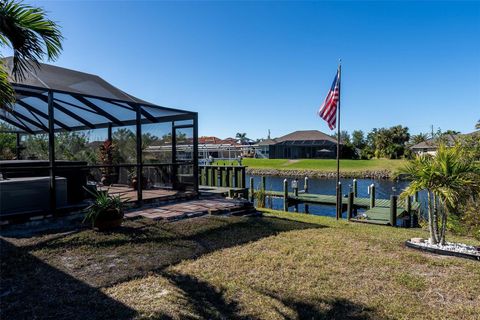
410,133 -> 429,145
235,132 -> 249,145
400,144 -> 480,245
0,0 -> 63,110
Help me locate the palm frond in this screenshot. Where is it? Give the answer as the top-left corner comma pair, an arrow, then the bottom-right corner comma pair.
0,0 -> 63,80
0,60 -> 15,109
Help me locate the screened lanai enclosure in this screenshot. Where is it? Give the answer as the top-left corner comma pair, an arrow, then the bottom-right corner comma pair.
0,58 -> 198,219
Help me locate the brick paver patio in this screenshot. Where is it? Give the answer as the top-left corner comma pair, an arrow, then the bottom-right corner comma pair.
124,198 -> 255,221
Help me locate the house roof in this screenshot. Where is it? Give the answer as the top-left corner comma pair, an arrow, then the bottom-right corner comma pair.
1,57 -> 195,134
257,138 -> 278,146
198,136 -> 239,145
276,130 -> 337,143
410,135 -> 456,149
410,131 -> 479,149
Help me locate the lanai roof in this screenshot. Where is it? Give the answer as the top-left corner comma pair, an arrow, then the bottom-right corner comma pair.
0,57 -> 195,134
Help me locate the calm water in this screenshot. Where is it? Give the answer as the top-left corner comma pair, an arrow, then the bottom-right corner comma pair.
247,175 -> 425,218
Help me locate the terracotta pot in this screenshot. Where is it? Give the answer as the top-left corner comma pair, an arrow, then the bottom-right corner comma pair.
131,176 -> 147,190
131,177 -> 138,190
93,217 -> 123,231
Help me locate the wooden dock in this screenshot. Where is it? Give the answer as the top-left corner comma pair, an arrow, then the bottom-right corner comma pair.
252,177 -> 420,227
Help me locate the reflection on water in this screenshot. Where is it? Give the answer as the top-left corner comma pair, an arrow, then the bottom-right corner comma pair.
247,175 -> 426,218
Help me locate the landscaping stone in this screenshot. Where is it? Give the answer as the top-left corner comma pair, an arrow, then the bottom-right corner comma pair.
406,240 -> 480,261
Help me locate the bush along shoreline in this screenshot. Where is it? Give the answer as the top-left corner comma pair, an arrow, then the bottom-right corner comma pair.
246,168 -> 402,179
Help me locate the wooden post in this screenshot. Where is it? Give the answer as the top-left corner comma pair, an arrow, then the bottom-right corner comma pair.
232,167 -> 238,187
261,176 -> 266,192
228,189 -> 234,198
406,196 -> 412,228
390,195 -> 397,227
225,167 -> 230,187
414,191 -> 419,202
369,184 -> 376,208
283,179 -> 288,211
347,191 -> 354,220
241,166 -> 246,188
217,166 -> 222,187
249,177 -> 254,202
293,179 -> 298,213
352,179 -> 357,197
304,176 -> 309,214
210,167 -> 215,186
337,182 -> 342,219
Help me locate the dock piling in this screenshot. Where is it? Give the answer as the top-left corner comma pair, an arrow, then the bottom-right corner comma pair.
304,177 -> 309,213
293,179 -> 299,212
337,182 -> 342,219
283,179 -> 288,211
369,184 -> 376,208
390,195 -> 397,227
249,177 -> 254,202
405,195 -> 412,227
347,191 -> 354,220
353,179 -> 358,197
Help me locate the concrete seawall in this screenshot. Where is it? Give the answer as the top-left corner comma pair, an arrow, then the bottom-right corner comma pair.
246,168 -> 398,179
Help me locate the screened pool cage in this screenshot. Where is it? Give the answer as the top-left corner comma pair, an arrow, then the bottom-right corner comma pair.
0,58 -> 198,217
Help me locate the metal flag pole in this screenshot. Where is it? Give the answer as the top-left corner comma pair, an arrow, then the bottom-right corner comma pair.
336,60 -> 342,220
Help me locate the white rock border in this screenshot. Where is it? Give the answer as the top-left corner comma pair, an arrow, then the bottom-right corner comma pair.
406,239 -> 480,261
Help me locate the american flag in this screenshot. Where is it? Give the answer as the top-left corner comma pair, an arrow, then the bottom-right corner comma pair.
318,70 -> 340,130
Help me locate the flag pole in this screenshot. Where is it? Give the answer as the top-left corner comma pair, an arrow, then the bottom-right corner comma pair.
336,60 -> 342,220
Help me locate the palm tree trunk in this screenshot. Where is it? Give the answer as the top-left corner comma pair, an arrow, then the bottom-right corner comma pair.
432,193 -> 440,242
427,191 -> 438,244
439,200 -> 448,245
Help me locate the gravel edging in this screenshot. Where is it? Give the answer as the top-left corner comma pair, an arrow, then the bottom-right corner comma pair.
246,168 -> 397,179
405,241 -> 480,261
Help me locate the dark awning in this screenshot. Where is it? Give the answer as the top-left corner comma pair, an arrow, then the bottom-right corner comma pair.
1,57 -> 196,134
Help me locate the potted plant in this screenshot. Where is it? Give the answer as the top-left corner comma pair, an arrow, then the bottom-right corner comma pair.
98,140 -> 118,186
128,168 -> 147,191
83,188 -> 124,230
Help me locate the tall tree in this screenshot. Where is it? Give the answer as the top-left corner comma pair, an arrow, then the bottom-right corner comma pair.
351,130 -> 366,149
0,0 -> 63,110
367,125 -> 410,159
476,119 -> 480,130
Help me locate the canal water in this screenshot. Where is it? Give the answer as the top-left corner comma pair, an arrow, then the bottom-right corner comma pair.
246,175 -> 425,218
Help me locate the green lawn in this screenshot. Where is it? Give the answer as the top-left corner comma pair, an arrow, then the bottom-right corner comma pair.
2,211 -> 479,319
235,158 -> 408,172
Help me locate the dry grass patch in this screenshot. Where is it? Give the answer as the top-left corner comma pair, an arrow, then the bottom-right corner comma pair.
2,210 -> 479,319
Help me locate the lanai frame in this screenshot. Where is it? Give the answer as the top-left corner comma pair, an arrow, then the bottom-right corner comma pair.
1,82 -> 199,214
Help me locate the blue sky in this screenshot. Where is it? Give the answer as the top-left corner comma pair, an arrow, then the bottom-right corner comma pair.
19,1 -> 480,139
